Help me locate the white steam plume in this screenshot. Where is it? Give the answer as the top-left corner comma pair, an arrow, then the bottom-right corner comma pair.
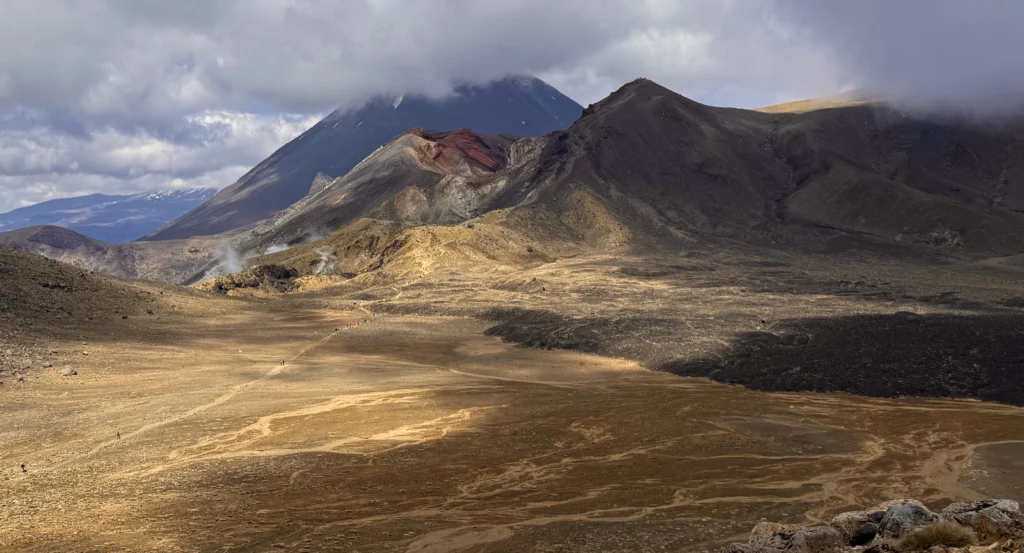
313,248 -> 337,275
216,241 -> 245,274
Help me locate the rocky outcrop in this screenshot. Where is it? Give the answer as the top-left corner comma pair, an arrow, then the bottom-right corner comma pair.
941,500 -> 1024,543
831,500 -> 905,545
725,522 -> 842,553
723,499 -> 1024,553
309,172 -> 336,196
196,264 -> 299,294
878,500 -> 940,539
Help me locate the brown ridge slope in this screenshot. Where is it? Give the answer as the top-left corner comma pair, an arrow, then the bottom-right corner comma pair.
142,76 -> 582,240
501,79 -> 790,241
504,79 -> 1024,254
243,80 -> 799,281
0,244 -> 228,367
0,225 -> 225,284
0,243 -> 245,389
756,91 -> 873,113
12,79 -> 1024,285
259,78 -> 1024,284
242,129 -> 517,250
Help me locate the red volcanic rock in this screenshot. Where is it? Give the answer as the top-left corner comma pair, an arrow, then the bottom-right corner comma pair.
409,128 -> 507,173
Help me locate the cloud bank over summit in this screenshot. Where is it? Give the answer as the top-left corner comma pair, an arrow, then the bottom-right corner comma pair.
1,0 -> 1021,212
779,1 -> 1024,116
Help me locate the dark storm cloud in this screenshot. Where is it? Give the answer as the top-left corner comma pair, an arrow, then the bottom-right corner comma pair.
779,0 -> 1024,115
0,0 -> 1020,212
0,0 -> 834,118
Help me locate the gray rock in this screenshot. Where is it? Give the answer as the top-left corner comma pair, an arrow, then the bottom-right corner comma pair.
746,522 -> 843,553
940,499 -> 1024,542
849,522 -> 879,546
878,499 -> 938,538
59,367 -> 77,377
830,500 -> 903,544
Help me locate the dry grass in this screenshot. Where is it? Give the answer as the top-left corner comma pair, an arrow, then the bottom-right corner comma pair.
897,522 -> 978,551
755,91 -> 873,113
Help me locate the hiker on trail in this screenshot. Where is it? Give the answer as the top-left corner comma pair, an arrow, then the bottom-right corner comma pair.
117,432 -> 121,439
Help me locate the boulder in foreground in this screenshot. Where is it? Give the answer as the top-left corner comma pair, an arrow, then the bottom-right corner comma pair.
723,498 -> 1024,552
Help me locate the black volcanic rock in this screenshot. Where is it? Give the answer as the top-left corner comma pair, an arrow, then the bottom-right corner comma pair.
661,312 -> 1024,406
144,76 -> 582,241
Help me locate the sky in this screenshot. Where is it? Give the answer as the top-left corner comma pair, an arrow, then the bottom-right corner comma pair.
1,0 -> 1023,213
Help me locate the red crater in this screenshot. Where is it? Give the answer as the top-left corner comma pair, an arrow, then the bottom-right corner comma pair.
409,128 -> 508,173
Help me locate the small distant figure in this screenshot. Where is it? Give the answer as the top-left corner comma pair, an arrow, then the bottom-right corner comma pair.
117,432 -> 121,440
20,463 -> 26,473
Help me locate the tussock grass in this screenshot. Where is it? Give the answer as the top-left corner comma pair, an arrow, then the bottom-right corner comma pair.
896,521 -> 978,551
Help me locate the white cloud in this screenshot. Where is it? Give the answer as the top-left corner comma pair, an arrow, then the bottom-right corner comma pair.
777,0 -> 1024,115
0,110 -> 319,212
3,1 -> 1021,115
0,0 -> 845,117
1,0 -> 1022,212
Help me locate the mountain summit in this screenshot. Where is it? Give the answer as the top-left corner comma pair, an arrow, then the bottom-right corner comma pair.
14,78 -> 1024,284
143,76 -> 582,241
253,77 -> 1024,272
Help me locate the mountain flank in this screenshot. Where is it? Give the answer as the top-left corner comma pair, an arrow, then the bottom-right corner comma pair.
143,76 -> 582,241
8,78 -> 1024,284
251,78 -> 1024,282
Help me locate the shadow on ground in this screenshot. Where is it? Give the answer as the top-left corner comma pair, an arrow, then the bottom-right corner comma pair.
482,308 -> 1024,406
480,307 -> 691,364
661,312 -> 1024,405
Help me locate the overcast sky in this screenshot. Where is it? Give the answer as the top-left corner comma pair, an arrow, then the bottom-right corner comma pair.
2,0 -> 1022,212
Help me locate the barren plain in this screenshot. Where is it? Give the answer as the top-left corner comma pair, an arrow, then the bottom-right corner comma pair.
3,245 -> 1023,552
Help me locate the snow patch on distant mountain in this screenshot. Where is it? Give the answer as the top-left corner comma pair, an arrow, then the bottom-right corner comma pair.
0,188 -> 217,243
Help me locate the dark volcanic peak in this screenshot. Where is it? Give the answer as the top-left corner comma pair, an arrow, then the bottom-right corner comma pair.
243,76 -> 1024,261
510,76 -> 1024,256
580,78 -> 710,119
144,76 -> 582,241
520,77 -> 786,244
17,77 -> 1024,285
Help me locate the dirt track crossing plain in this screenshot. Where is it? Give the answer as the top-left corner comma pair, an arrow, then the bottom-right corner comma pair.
3,295 -> 1023,553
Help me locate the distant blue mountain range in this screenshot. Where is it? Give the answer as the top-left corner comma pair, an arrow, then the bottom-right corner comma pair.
0,189 -> 217,243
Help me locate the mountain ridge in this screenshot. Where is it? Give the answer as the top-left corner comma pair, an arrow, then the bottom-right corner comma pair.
249,77 -> 1024,284
143,76 -> 583,241
0,189 -> 216,243
8,78 -> 1024,284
